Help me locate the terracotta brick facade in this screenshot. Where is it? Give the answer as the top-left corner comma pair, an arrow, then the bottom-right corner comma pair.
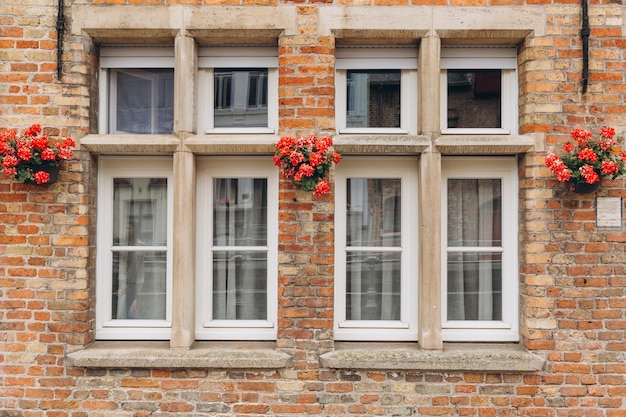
1,1 -> 626,416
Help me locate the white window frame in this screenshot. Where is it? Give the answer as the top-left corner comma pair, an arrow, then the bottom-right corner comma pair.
440,47 -> 518,135
334,157 -> 419,341
98,47 -> 175,135
195,157 -> 278,340
441,157 -> 519,342
335,47 -> 418,135
95,157 -> 174,340
197,47 -> 278,135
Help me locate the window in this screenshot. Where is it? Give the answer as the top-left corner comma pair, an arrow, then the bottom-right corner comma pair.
198,47 -> 278,134
99,47 -> 175,134
335,157 -> 418,341
96,157 -> 174,340
441,157 -> 519,342
335,47 -> 418,135
196,157 -> 278,340
440,47 -> 517,134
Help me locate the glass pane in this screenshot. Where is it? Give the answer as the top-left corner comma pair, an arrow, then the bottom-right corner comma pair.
212,250 -> 268,320
347,178 -> 401,247
447,252 -> 502,321
113,178 -> 169,247
347,70 -> 401,128
346,251 -> 401,320
214,69 -> 268,128
111,177 -> 168,321
213,178 -> 267,246
447,178 -> 501,247
112,250 -> 167,320
447,69 -> 501,129
114,69 -> 174,134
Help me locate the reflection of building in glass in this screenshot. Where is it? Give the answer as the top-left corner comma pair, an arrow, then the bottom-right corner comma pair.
346,178 -> 402,321
447,69 -> 501,128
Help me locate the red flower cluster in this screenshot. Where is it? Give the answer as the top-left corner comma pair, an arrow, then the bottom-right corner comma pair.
0,124 -> 75,184
273,135 -> 341,196
546,127 -> 626,189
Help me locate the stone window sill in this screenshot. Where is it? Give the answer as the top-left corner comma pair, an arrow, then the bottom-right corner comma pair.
80,134 -> 180,154
434,134 -> 535,155
333,134 -> 430,155
320,342 -> 545,373
66,341 -> 292,369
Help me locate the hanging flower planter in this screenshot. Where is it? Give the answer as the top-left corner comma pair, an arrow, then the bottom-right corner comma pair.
546,127 -> 626,193
273,135 -> 341,196
0,124 -> 75,185
567,180 -> 602,194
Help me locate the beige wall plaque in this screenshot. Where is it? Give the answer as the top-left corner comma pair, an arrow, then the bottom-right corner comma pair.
596,197 -> 622,228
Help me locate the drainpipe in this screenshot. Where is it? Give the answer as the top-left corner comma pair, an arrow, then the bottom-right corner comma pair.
581,0 -> 589,94
56,0 -> 65,80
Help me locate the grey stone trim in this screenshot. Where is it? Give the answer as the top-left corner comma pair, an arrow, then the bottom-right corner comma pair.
184,134 -> 280,154
333,135 -> 431,155
320,342 -> 546,372
66,341 -> 292,369
80,134 -> 180,154
435,134 -> 535,154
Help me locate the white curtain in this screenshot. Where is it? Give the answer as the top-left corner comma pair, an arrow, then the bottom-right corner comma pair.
346,178 -> 401,321
212,178 -> 267,320
447,179 -> 502,321
113,178 -> 168,320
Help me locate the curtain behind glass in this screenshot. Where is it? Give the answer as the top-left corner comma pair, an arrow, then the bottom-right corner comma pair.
346,178 -> 401,320
112,178 -> 168,320
115,69 -> 174,134
447,179 -> 502,321
212,178 -> 268,320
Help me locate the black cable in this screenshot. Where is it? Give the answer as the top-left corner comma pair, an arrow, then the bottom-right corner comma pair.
56,0 -> 65,80
581,0 -> 589,94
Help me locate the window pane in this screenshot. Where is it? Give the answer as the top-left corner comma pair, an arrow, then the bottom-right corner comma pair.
347,178 -> 401,247
347,70 -> 401,128
346,251 -> 401,320
214,69 -> 268,128
111,177 -> 168,320
114,69 -> 174,134
213,178 -> 267,246
213,250 -> 267,320
113,178 -> 169,247
447,69 -> 501,128
112,251 -> 167,320
447,252 -> 502,321
447,179 -> 501,247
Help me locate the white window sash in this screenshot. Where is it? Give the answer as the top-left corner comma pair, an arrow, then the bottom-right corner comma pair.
95,157 -> 174,341
197,68 -> 278,134
334,157 -> 418,341
441,157 -> 519,342
335,69 -> 417,135
98,47 -> 175,135
195,157 -> 278,341
440,47 -> 517,134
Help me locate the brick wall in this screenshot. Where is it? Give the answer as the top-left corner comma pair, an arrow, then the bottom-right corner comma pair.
1,1 -> 626,417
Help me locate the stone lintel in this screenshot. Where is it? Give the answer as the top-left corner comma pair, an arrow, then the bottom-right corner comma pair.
320,342 -> 546,372
66,341 -> 292,369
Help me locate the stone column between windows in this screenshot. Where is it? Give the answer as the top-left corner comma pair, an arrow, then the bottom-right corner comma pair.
418,34 -> 443,350
170,150 -> 196,349
170,34 -> 198,349
174,34 -> 197,134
